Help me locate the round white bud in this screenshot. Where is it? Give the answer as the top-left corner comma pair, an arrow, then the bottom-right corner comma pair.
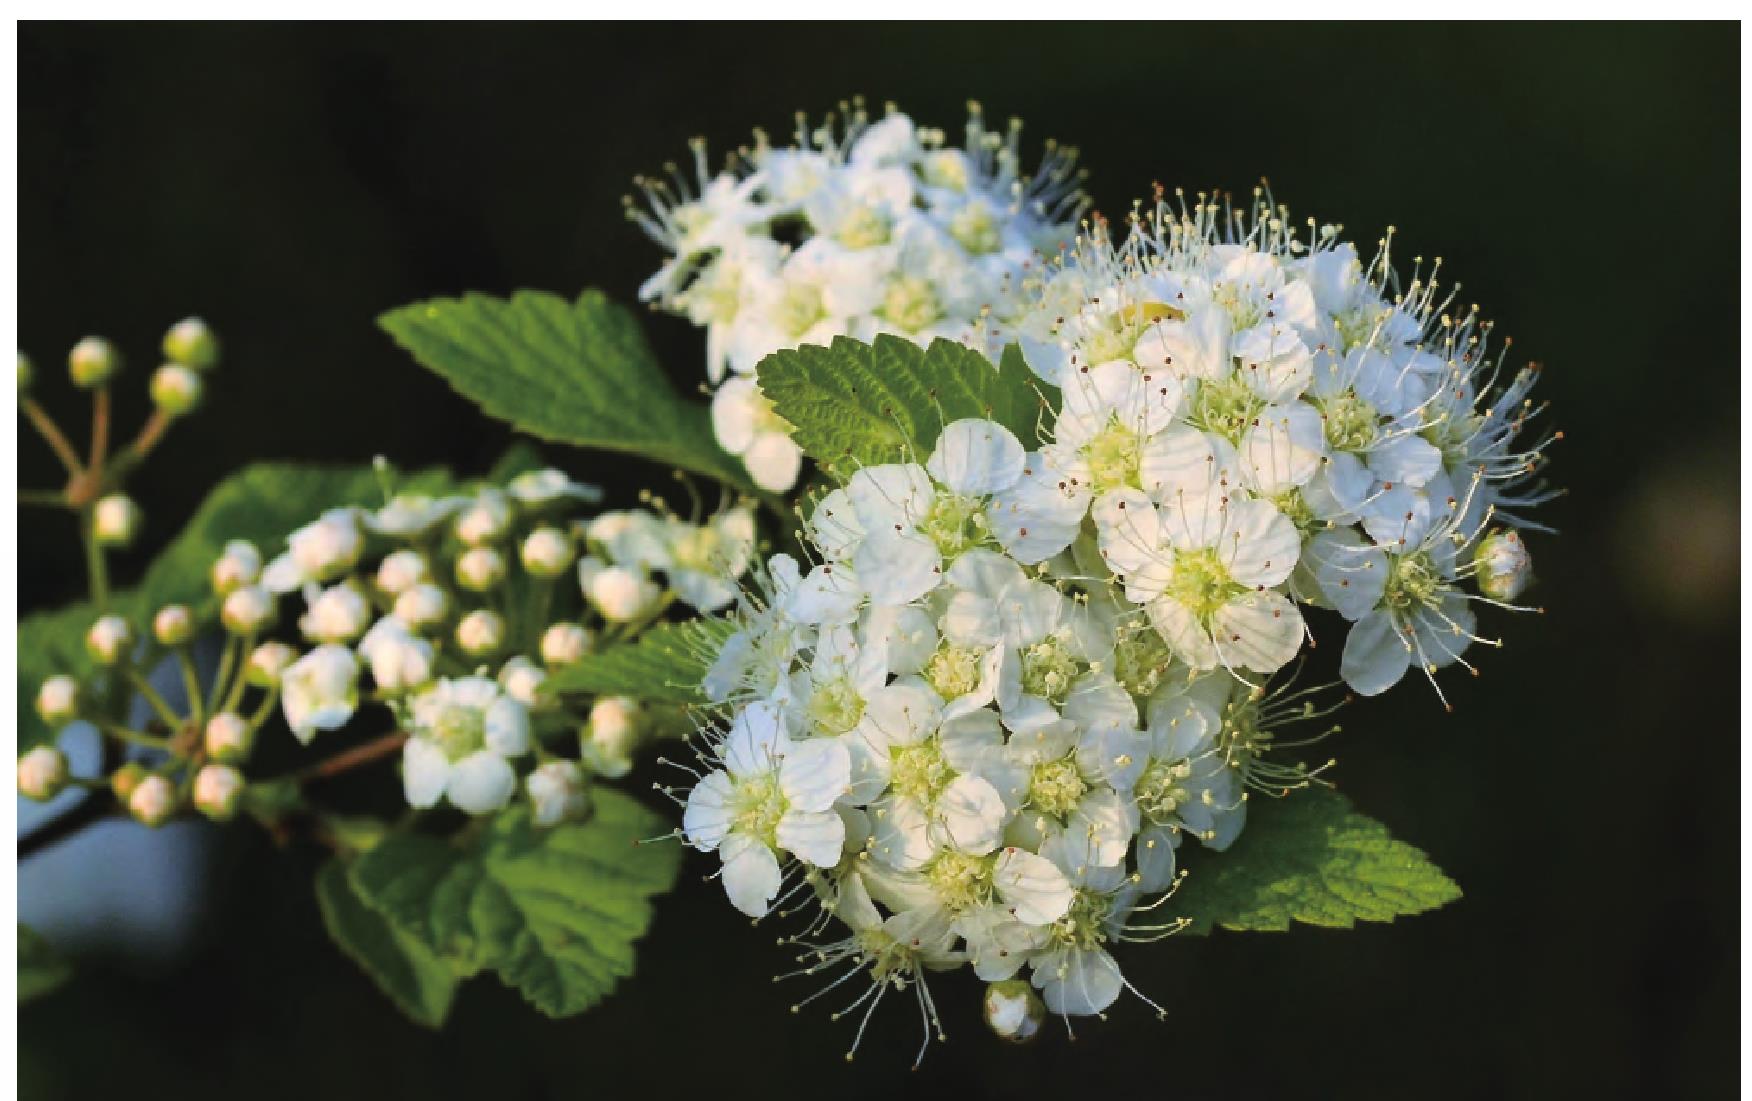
454,491 -> 514,546
149,363 -> 203,416
221,585 -> 276,635
525,760 -> 590,828
1475,530 -> 1533,602
520,526 -> 575,580
455,546 -> 508,592
17,746 -> 70,802
982,980 -> 1045,1044
153,604 -> 194,647
35,675 -> 80,727
91,494 -> 144,548
162,317 -> 220,370
375,549 -> 429,596
85,615 -> 134,666
68,336 -> 121,388
392,583 -> 449,632
246,641 -> 297,687
204,712 -> 253,763
498,656 -> 548,709
210,539 -> 262,594
129,774 -> 178,827
193,764 -> 245,821
455,609 -> 507,658
298,584 -> 371,644
586,566 -> 659,624
582,696 -> 644,779
288,510 -> 364,583
539,623 -> 591,668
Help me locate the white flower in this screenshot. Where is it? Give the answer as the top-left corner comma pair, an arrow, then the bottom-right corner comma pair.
1132,690 -> 1244,891
357,617 -> 434,693
366,494 -> 466,539
582,696 -> 643,778
210,539 -> 262,594
661,507 -> 757,613
711,378 -> 802,493
681,702 -> 850,918
280,645 -> 360,743
507,468 -> 602,509
1027,833 -> 1140,1017
298,583 -> 370,644
583,564 -> 661,623
403,676 -> 532,815
263,509 -> 363,592
526,760 -> 589,827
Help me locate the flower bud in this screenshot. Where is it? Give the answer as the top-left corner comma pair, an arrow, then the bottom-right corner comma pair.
221,585 -> 276,635
153,604 -> 194,647
299,583 -> 370,644
454,491 -> 514,546
455,546 -> 508,592
286,509 -> 365,584
520,526 -> 575,580
498,656 -> 547,709
280,645 -> 361,744
540,622 -> 592,668
982,980 -> 1045,1044
35,675 -> 80,728
17,746 -> 70,802
110,761 -> 146,802
246,641 -> 298,687
358,619 -> 434,693
393,583 -> 449,632
85,615 -> 134,666
129,774 -> 178,827
508,468 -> 600,511
211,540 -> 262,594
455,609 -> 507,658
18,351 -> 33,394
68,336 -> 122,388
162,317 -> 220,370
149,363 -> 204,416
92,494 -> 144,548
525,760 -> 589,828
192,764 -> 245,821
586,566 -> 660,624
375,549 -> 429,597
1474,530 -> 1533,602
204,712 -> 253,763
581,696 -> 643,778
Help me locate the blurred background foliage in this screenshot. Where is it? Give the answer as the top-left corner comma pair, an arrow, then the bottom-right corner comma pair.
17,21 -> 1738,1099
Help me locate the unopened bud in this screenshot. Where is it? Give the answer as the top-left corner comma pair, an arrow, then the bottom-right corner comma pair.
982,980 -> 1045,1044
69,336 -> 122,388
1474,530 -> 1533,602
498,656 -> 547,709
204,712 -> 253,763
520,526 -> 575,579
35,675 -> 80,727
211,540 -> 262,594
393,583 -> 449,632
17,746 -> 70,802
246,641 -> 297,687
582,696 -> 644,779
455,546 -> 507,592
298,584 -> 370,644
149,363 -> 204,416
193,764 -> 246,821
375,549 -> 429,596
285,509 -> 364,584
162,317 -> 220,371
129,774 -> 178,827
454,491 -> 514,546
525,760 -> 590,828
508,468 -> 600,510
455,609 -> 506,658
221,585 -> 276,635
92,494 -> 144,548
586,566 -> 660,623
86,615 -> 134,666
110,761 -> 147,802
18,351 -> 33,394
153,604 -> 194,647
540,622 -> 592,668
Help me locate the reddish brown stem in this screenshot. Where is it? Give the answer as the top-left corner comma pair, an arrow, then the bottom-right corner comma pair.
21,398 -> 85,477
89,388 -> 111,474
293,731 -> 410,783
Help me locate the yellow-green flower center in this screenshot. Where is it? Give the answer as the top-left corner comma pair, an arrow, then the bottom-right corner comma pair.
731,773 -> 788,846
1051,888 -> 1114,950
1112,626 -> 1173,699
834,204 -> 892,249
1190,374 -> 1265,444
948,204 -> 1002,255
431,704 -> 486,760
924,642 -> 985,701
776,283 -> 828,338
1084,419 -> 1142,493
1136,757 -> 1194,825
1319,391 -> 1379,452
921,492 -> 990,558
1165,547 -> 1245,623
1019,632 -> 1084,705
882,275 -> 943,333
1028,756 -> 1088,819
671,525 -> 723,574
926,849 -> 994,913
807,676 -> 865,735
1383,551 -> 1443,612
891,740 -> 954,803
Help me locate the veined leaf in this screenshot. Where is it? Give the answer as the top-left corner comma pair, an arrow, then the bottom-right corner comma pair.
315,860 -> 458,1028
379,289 -> 754,494
545,617 -> 734,705
18,925 -> 71,1004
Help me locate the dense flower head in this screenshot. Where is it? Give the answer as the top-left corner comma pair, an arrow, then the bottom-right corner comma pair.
632,98 -> 1088,493
667,183 -> 1558,1060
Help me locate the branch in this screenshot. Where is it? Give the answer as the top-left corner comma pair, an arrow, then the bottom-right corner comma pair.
18,791 -> 116,860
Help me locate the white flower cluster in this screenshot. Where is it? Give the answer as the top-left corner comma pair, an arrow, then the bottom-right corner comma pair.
672,188 -> 1555,1053
631,100 -> 1086,493
233,467 -> 757,820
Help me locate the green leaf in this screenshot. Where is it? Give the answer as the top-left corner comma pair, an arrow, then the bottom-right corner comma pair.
349,789 -> 682,1018
1173,788 -> 1461,934
545,617 -> 734,705
378,289 -> 754,494
756,335 -> 1056,474
18,925 -> 71,1004
314,860 -> 458,1028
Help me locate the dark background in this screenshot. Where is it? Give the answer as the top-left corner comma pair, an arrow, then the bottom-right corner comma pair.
17,22 -> 1740,1100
